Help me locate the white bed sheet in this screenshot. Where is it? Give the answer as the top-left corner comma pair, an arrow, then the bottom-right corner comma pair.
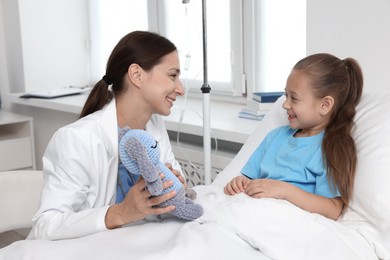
195,185 -> 377,259
0,186 -> 267,260
0,185 -> 378,260
0,221 -> 264,260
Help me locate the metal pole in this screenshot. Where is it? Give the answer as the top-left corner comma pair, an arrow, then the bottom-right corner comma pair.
201,0 -> 211,185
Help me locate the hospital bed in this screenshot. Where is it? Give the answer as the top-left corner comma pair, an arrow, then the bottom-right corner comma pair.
0,92 -> 389,260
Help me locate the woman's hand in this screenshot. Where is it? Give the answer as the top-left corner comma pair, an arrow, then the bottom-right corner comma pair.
165,163 -> 187,188
224,176 -> 251,195
105,175 -> 176,229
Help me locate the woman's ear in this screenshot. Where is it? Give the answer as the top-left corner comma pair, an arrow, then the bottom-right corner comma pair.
127,63 -> 143,88
320,96 -> 335,116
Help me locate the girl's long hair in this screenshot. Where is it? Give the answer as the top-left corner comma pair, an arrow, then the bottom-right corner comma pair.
294,53 -> 363,207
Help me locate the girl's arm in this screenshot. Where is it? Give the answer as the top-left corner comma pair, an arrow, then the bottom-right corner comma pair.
244,179 -> 344,220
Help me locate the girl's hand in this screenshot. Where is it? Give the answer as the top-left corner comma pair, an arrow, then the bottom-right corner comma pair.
244,179 -> 288,199
224,176 -> 251,195
105,175 -> 176,229
165,163 -> 187,188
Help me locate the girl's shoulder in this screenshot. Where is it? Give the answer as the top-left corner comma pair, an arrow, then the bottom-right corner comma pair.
261,125 -> 294,144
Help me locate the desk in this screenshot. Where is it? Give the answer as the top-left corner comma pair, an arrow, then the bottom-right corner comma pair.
9,93 -> 260,144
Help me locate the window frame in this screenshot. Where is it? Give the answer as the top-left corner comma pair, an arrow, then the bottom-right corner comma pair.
88,0 -> 305,104
150,0 -> 246,102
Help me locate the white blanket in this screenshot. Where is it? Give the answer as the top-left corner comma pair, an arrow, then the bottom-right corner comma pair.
0,185 -> 378,260
195,185 -> 377,260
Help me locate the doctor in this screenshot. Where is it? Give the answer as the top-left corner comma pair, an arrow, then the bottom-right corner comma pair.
28,31 -> 185,240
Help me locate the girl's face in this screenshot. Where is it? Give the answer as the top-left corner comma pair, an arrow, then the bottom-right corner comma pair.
141,51 -> 184,116
282,70 -> 330,137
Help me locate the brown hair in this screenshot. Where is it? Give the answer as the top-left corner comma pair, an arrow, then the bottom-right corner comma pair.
293,53 -> 363,207
79,31 -> 177,118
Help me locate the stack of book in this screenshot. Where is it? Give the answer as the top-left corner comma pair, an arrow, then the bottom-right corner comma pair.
238,91 -> 284,121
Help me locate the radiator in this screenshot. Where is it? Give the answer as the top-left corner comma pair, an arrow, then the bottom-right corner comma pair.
171,142 -> 236,187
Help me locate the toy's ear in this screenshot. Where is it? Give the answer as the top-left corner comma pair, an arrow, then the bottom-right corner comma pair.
119,136 -> 138,172
123,137 -> 143,161
118,127 -> 131,141
122,136 -> 160,179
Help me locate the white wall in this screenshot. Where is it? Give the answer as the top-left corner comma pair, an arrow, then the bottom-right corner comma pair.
1,0 -> 89,100
0,1 -> 8,107
18,0 -> 90,91
307,0 -> 390,92
0,0 -> 23,98
2,0 -> 390,97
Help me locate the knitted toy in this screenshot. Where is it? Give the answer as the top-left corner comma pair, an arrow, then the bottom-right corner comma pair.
118,128 -> 203,221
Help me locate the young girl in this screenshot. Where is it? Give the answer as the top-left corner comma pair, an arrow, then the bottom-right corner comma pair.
224,53 -> 363,220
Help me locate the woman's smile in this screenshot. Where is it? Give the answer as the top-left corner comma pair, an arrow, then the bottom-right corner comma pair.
166,95 -> 176,106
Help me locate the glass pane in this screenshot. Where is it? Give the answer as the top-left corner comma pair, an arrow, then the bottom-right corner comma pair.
255,0 -> 306,92
91,0 -> 148,80
164,1 -> 231,91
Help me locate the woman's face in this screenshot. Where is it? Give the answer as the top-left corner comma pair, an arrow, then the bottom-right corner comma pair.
141,51 -> 184,116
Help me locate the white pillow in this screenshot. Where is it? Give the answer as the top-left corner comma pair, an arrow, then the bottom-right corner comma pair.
339,92 -> 390,258
213,92 -> 390,257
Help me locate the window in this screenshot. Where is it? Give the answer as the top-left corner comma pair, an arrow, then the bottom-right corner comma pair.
89,0 -> 305,100
162,0 -> 236,96
252,0 -> 306,94
88,0 -> 148,84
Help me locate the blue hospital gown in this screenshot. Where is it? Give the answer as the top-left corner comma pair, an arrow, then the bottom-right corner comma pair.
241,126 -> 339,198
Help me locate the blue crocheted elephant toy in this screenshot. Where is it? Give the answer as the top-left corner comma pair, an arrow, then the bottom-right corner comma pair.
118,128 -> 203,221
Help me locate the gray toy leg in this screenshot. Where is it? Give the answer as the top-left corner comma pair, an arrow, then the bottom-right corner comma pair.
160,188 -> 203,221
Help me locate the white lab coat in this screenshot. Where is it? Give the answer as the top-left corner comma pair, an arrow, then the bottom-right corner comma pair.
28,99 -> 182,240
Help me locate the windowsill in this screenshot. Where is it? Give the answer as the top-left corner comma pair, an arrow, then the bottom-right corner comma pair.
8,92 -> 261,144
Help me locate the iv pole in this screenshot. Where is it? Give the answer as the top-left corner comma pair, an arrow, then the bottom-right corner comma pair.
201,0 -> 211,185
